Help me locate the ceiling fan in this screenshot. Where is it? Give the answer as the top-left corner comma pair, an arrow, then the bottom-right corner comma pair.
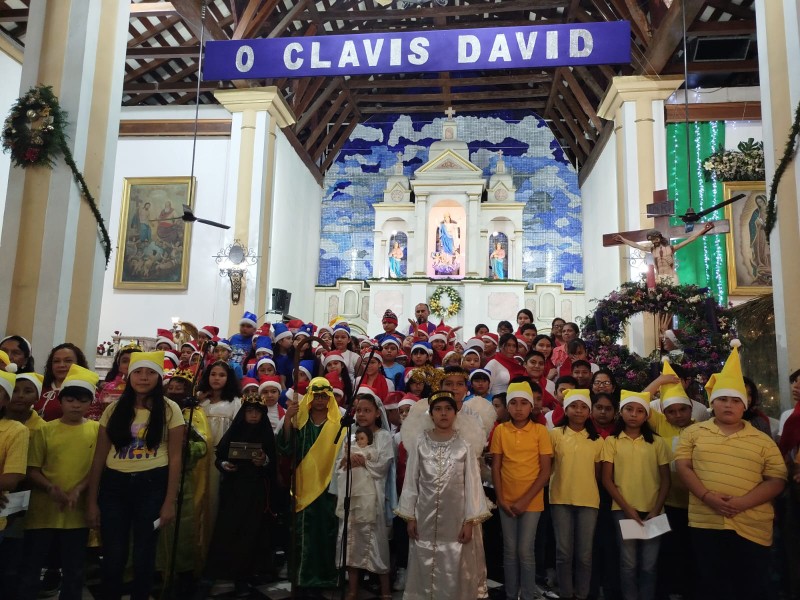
677,193 -> 746,223
180,204 -> 230,229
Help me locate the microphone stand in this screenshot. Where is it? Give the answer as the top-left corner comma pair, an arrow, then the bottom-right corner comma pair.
336,344 -> 378,600
287,335 -> 328,598
165,339 -> 215,599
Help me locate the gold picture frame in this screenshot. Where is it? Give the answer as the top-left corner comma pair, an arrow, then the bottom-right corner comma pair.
114,177 -> 195,290
723,181 -> 771,296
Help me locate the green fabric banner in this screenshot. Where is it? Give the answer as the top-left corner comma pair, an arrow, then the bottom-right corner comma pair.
666,121 -> 728,305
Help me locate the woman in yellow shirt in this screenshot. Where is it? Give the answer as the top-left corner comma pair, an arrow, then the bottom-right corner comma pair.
86,352 -> 185,600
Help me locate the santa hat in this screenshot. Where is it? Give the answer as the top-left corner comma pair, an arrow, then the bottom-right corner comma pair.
240,311 -> 258,327
256,357 -> 276,372
398,398 -> 417,409
294,326 -> 311,339
272,323 -> 292,343
620,390 -> 651,415
325,372 -> 345,397
180,340 -> 198,353
563,389 -> 592,410
215,337 -> 232,351
429,328 -> 448,345
254,323 -> 271,338
464,337 -> 485,352
442,350 -> 458,364
287,319 -> 304,331
255,336 -> 273,355
163,351 -> 179,370
515,335 -> 529,351
507,380 -> 534,403
469,368 -> 491,382
663,329 -> 682,348
411,341 -> 433,355
381,337 -> 400,348
17,372 -> 44,396
199,325 -> 219,338
61,365 -> 100,395
482,332 -> 499,345
705,340 -> 748,406
356,386 -> 381,402
660,359 -> 692,410
298,359 -> 315,380
322,351 -> 346,368
240,377 -> 259,392
0,350 -> 17,373
317,325 -> 333,338
156,329 -> 177,350
463,348 -> 481,359
0,370 -> 15,397
385,391 -> 403,410
258,375 -> 283,393
382,309 -> 398,324
362,351 -> 383,364
129,351 -> 165,378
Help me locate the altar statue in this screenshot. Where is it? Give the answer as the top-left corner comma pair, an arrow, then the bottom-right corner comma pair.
490,242 -> 506,279
432,213 -> 461,276
388,241 -> 405,278
439,213 -> 458,256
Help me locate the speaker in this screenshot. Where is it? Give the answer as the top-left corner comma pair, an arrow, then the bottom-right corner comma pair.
272,288 -> 291,315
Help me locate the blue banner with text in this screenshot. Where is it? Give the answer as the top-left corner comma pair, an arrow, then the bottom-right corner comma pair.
203,21 -> 631,80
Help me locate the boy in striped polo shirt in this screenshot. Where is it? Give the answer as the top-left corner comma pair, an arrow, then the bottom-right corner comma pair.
675,341 -> 786,600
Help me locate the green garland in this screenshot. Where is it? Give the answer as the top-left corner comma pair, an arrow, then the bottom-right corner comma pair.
2,85 -> 111,265
429,285 -> 461,320
766,99 -> 800,237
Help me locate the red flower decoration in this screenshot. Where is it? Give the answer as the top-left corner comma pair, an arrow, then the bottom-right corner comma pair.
24,147 -> 40,162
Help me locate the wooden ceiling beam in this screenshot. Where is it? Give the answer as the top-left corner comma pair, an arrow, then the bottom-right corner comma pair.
562,67 -> 603,131
124,81 -> 220,93
360,100 -> 546,114
639,0 -> 705,75
553,94 -> 591,155
295,77 -> 342,131
294,77 -> 326,116
545,66 -> 563,115
129,2 -> 176,17
321,120 -> 359,173
301,0 -> 569,22
547,109 -> 584,164
358,88 -> 549,103
128,16 -> 182,47
127,45 -> 200,58
266,0 -> 312,38
572,65 -> 604,100
233,0 -> 280,39
304,90 -> 348,150
704,0 -> 756,20
311,104 -> 354,161
347,15 -> 563,32
0,9 -> 28,23
689,19 -> 756,36
171,0 -> 229,41
347,72 -> 552,89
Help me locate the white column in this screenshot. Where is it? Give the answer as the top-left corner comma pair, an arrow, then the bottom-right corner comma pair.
467,194 -> 481,276
756,0 -> 800,408
412,194 -> 428,276
513,228 -> 524,279
480,229 -> 489,277
379,238 -> 387,277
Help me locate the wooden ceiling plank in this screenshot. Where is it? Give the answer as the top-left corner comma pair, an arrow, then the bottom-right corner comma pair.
171,0 -> 229,41
553,94 -> 591,155
548,109 -> 584,164
295,77 -> 342,131
305,0 -> 569,22
360,100 -> 547,114
639,0 -> 705,75
128,16 -> 182,47
305,91 -> 348,150
562,67 -> 603,131
129,2 -> 177,17
704,0 -> 756,20
230,0 -> 260,39
359,88 -> 549,103
0,8 -> 28,23
294,76 -> 326,116
266,0 -> 312,38
321,120 -> 360,173
348,72 -> 552,89
545,66 -> 563,115
572,65 -> 604,100
127,45 -> 200,58
311,104 -> 354,161
556,82 -> 595,141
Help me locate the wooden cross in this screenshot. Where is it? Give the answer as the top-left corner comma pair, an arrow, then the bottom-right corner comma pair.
445,106 -> 456,119
602,190 -> 730,247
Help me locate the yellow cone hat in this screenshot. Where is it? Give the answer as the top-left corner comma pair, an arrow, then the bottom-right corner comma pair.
705,341 -> 748,407
0,370 -> 16,398
62,365 -> 100,394
620,390 -> 651,415
660,360 -> 692,410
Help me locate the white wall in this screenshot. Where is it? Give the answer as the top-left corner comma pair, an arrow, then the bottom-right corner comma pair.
0,48 -> 23,239
270,128 -> 322,319
97,107 -> 235,341
724,120 -> 762,150
580,136 -> 622,308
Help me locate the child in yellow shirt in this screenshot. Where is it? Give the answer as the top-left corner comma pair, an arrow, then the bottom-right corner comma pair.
18,365 -> 99,599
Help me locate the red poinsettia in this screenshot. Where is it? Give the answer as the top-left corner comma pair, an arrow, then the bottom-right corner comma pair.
24,147 -> 40,162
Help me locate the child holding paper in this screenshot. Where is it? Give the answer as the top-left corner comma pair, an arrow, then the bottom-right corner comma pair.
601,391 -> 670,600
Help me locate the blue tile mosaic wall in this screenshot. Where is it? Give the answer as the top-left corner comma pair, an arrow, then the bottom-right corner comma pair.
319,112 -> 583,290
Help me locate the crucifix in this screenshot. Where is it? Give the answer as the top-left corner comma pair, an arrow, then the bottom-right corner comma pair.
444,106 -> 456,119
603,189 -> 730,286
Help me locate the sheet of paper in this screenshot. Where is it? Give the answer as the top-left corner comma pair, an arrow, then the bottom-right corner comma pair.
0,490 -> 30,517
619,514 -> 671,540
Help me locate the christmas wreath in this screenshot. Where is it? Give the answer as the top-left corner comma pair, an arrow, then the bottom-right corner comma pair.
2,85 -> 111,265
429,285 -> 461,320
581,280 -> 737,391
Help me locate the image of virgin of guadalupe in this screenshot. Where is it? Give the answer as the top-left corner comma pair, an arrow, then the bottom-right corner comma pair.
432,213 -> 461,275
747,194 -> 771,285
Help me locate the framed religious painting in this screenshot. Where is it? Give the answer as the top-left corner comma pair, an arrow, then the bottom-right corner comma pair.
114,177 -> 195,290
723,181 -> 771,296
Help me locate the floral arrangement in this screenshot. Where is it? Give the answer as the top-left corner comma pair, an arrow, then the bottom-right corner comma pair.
581,280 -> 737,391
429,285 -> 461,320
702,138 -> 765,182
96,340 -> 114,356
2,85 -> 111,265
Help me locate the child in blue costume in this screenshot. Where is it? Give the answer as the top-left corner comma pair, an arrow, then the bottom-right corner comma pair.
229,311 -> 258,370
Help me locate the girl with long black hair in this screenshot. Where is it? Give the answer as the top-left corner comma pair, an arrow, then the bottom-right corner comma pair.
86,351 -> 185,600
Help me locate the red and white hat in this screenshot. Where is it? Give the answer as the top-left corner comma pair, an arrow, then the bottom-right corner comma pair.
322,351 -> 346,368
385,391 -> 404,410
256,357 -> 276,372
464,337 -> 485,352
214,337 -> 232,351
258,375 -> 283,393
199,325 -> 219,339
381,337 -> 401,348
163,351 -> 179,370
482,332 -> 499,345
156,329 -> 177,350
241,377 -> 259,392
